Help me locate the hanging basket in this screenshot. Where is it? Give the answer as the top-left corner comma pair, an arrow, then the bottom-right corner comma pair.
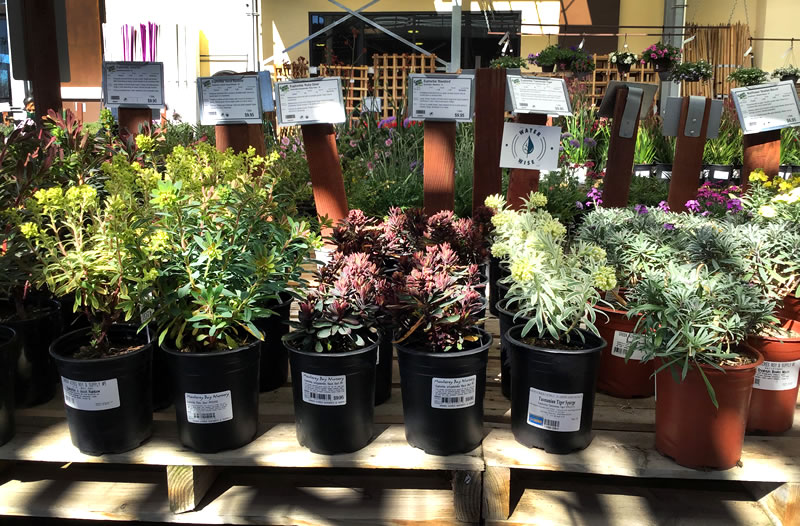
781,74 -> 799,84
540,64 -> 555,73
653,59 -> 673,80
616,63 -> 632,74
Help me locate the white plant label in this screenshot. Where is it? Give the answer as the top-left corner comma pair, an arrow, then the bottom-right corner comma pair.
61,377 -> 120,411
527,387 -> 583,432
103,62 -> 164,108
431,375 -> 476,409
302,372 -> 346,406
499,123 -> 561,170
198,75 -> 262,125
611,331 -> 646,361
185,391 -> 233,424
754,359 -> 800,391
408,74 -> 474,121
507,75 -> 571,116
276,78 -> 346,126
731,81 -> 800,134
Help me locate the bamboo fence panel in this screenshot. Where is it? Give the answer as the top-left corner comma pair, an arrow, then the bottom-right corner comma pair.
682,23 -> 750,98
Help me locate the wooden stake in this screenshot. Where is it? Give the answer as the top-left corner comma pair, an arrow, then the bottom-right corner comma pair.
668,97 -> 711,212
166,465 -> 219,514
452,470 -> 482,523
472,68 -> 506,214
117,107 -> 153,137
301,123 -> 349,226
742,130 -> 781,187
215,123 -> 266,156
482,465 -> 512,520
506,113 -> 548,209
423,121 -> 457,215
602,86 -> 643,208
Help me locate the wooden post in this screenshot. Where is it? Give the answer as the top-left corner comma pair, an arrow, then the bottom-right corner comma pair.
482,465 -> 512,520
452,470 -> 482,523
301,123 -> 349,226
117,107 -> 153,137
423,121 -> 457,215
22,0 -> 62,121
215,123 -> 266,156
667,97 -> 712,212
602,86 -> 643,208
166,465 -> 219,514
506,113 -> 548,209
742,130 -> 781,187
472,68 -> 506,214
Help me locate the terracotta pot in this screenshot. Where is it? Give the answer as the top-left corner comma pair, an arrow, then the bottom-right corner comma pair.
595,305 -> 654,398
776,294 -> 800,322
746,318 -> 800,434
655,346 -> 763,470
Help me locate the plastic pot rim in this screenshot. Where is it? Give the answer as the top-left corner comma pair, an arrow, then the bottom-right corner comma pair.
505,323 -> 605,356
395,327 -> 492,359
1,298 -> 61,325
285,335 -> 380,359
161,337 -> 261,359
49,324 -> 151,365
0,325 -> 17,347
748,318 -> 800,345
657,345 -> 764,376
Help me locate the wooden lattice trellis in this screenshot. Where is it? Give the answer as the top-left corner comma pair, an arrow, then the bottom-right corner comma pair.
319,65 -> 370,119
372,53 -> 438,119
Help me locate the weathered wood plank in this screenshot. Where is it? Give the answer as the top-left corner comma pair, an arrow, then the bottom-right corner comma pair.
166,465 -> 219,513
483,465 -> 511,520
484,428 -> 800,483
748,481 -> 800,526
452,470 -> 482,523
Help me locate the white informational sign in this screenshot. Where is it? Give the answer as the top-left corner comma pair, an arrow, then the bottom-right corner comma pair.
102,61 -> 164,108
198,75 -> 262,125
731,81 -> 800,135
275,77 -> 346,126
754,359 -> 800,391
301,372 -> 347,406
61,377 -> 120,411
499,123 -> 561,170
185,391 -> 234,424
527,387 -> 583,432
431,375 -> 477,409
507,75 -> 572,116
611,331 -> 646,361
362,96 -> 382,113
408,74 -> 474,122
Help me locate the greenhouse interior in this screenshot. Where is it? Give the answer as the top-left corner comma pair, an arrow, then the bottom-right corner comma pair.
2,0 -> 800,525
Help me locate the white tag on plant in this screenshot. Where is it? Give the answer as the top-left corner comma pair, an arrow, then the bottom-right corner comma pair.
526,387 -> 583,432
185,391 -> 234,424
431,375 -> 476,409
611,331 -> 646,361
302,372 -> 347,406
754,359 -> 800,391
61,377 -> 120,411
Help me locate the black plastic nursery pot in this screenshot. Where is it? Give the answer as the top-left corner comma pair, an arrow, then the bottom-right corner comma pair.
488,257 -> 502,316
506,324 -> 605,454
288,336 -> 379,454
50,325 -> 153,455
496,299 -> 533,400
0,326 -> 19,446
163,339 -> 261,453
702,164 -> 734,183
396,329 -> 492,456
1,298 -> 63,407
254,293 -> 293,392
375,330 -> 393,406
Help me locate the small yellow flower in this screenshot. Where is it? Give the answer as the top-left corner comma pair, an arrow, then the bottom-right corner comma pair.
135,134 -> 156,152
19,222 -> 40,239
749,169 -> 768,183
484,194 -> 506,210
526,192 -> 548,210
758,204 -> 777,218
593,266 -> 617,291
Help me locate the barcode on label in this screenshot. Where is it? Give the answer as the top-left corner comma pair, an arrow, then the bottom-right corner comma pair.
438,395 -> 474,404
755,378 -> 760,385
529,414 -> 561,429
110,96 -> 120,100
207,111 -> 217,115
304,391 -> 345,401
518,102 -> 528,107
193,412 -> 216,419
286,114 -> 296,119
415,109 -> 425,115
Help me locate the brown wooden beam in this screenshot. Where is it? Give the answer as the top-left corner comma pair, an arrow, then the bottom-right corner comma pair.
602,86 -> 642,208
423,121 -> 457,215
301,123 -> 349,226
472,68 -> 506,214
668,97 -> 711,212
23,0 -> 63,121
215,124 -> 266,156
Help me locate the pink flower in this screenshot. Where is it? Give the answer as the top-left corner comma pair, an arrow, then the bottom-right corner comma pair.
367,161 -> 374,171
385,138 -> 393,147
651,53 -> 657,59
349,139 -> 357,147
374,152 -> 380,160
292,144 -> 297,152
281,136 -> 290,146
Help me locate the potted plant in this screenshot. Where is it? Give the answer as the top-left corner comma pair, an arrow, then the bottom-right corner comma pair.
489,56 -> 528,70
284,252 -> 385,454
531,45 -> 561,72
0,325 -> 18,445
669,60 -> 713,82
19,180 -> 159,455
627,263 -> 774,469
147,172 -> 317,452
610,51 -> 638,74
555,46 -> 579,72
392,243 -> 490,455
773,65 -> 800,83
500,193 -> 614,453
727,67 -> 769,87
571,51 -> 596,79
640,42 -> 681,80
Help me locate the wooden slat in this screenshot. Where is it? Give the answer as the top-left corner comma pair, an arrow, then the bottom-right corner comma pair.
166,465 -> 219,513
452,470 -> 482,523
748,481 -> 800,526
484,428 -> 800,483
483,465 -> 511,520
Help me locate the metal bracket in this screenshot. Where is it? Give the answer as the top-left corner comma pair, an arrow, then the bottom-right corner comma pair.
619,86 -> 643,138
684,96 -> 707,137
705,99 -> 724,139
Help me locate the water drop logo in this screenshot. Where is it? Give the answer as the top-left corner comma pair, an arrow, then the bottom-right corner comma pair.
523,136 -> 535,156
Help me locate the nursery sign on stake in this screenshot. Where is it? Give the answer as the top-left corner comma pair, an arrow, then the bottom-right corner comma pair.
506,75 -> 572,116
275,77 -> 346,126
102,61 -> 164,108
407,73 -> 474,121
731,81 -> 800,135
499,122 -> 560,170
198,75 -> 262,125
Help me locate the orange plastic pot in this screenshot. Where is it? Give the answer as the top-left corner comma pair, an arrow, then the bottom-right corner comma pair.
747,318 -> 800,434
655,346 -> 763,470
776,294 -> 800,323
595,305 -> 654,398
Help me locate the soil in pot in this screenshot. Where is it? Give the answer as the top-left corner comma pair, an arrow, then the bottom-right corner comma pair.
163,339 -> 261,453
746,319 -> 800,434
496,298 -> 533,400
655,346 -> 763,470
50,325 -> 153,455
375,329 -> 393,406
254,293 -> 293,392
0,326 -> 19,446
506,324 -> 604,453
396,329 -> 492,455
1,298 -> 62,407
288,336 -> 379,454
595,304 -> 654,398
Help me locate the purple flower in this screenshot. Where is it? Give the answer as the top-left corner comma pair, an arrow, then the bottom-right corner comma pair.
378,116 -> 396,128
587,187 -> 603,201
634,204 -> 648,215
658,200 -> 670,212
685,199 -> 701,213
410,160 -> 419,171
561,132 -> 573,139
576,201 -> 585,210
583,137 -> 597,147
569,139 -> 580,148
281,136 -> 290,146
663,223 -> 675,230
701,211 -> 711,217
727,199 -> 742,212
385,138 -> 393,147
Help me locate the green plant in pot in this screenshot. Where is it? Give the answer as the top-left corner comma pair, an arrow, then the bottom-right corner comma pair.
146,173 -> 319,453
773,65 -> 800,83
489,55 -> 528,70
531,45 -> 561,72
640,42 -> 681,80
609,51 -> 638,74
19,177 -> 161,455
500,193 -> 615,453
284,252 -> 388,454
626,262 -> 775,469
391,242 -> 490,456
570,50 -> 596,78
727,67 -> 768,87
669,60 -> 713,82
